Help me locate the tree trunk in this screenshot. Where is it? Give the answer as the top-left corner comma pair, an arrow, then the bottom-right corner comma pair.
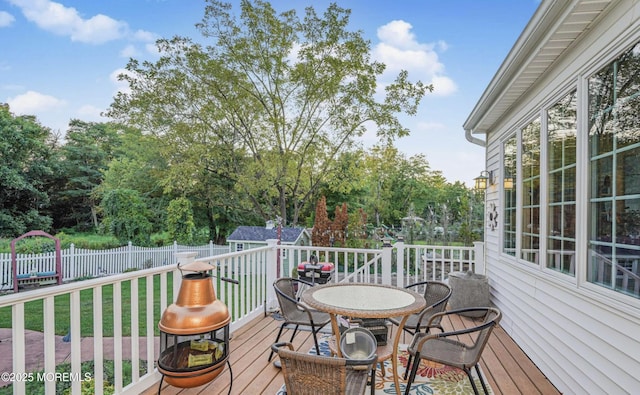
279,188 -> 287,226
91,206 -> 99,230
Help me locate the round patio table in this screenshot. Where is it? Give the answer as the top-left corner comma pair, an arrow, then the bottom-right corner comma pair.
302,283 -> 426,395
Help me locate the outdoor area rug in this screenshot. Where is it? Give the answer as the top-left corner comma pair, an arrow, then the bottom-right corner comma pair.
276,336 -> 493,394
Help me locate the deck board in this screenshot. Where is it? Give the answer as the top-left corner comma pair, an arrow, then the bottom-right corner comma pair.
142,312 -> 560,395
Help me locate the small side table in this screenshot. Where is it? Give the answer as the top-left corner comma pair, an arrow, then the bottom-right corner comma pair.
302,283 -> 425,395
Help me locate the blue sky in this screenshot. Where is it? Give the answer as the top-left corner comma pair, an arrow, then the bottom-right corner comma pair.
0,0 -> 540,186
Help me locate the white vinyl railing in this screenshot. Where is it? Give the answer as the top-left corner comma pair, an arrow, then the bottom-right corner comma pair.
0,239 -> 483,394
394,241 -> 484,288
278,244 -> 384,284
0,245 -> 270,395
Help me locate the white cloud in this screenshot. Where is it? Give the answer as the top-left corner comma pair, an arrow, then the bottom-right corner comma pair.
76,104 -> 107,121
356,120 -> 380,149
120,41 -> 160,59
8,0 -> 130,44
0,10 -> 15,27
110,67 -> 133,96
375,42 -> 443,75
120,44 -> 139,58
376,20 -> 426,51
145,42 -> 161,56
431,75 -> 457,96
6,90 -> 70,131
6,90 -> 66,114
373,20 -> 457,96
133,29 -> 156,42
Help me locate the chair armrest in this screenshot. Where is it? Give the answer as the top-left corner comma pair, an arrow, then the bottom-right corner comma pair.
413,320 -> 496,350
274,285 -> 324,323
271,342 -> 295,354
414,295 -> 450,325
425,307 -> 491,327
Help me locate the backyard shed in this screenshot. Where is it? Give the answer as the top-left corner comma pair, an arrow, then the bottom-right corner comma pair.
227,223 -> 311,275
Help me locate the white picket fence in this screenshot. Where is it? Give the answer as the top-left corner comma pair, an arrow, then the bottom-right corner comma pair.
0,241 -> 229,292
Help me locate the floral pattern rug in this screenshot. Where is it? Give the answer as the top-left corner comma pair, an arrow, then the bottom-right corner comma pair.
276,336 -> 493,395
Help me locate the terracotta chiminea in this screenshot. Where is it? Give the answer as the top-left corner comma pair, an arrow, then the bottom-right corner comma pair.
157,252 -> 233,391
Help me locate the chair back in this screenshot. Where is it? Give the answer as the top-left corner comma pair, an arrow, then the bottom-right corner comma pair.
418,281 -> 452,326
272,342 -> 376,395
277,345 -> 349,395
466,307 -> 502,364
273,278 -> 302,321
423,281 -> 452,310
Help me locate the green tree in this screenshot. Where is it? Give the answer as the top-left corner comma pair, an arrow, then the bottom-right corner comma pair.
318,149 -> 368,227
166,197 -> 196,244
107,0 -> 429,227
97,125 -> 169,233
100,189 -> 152,246
159,131 -> 255,244
0,104 -> 56,237
52,120 -> 121,231
361,144 -> 435,228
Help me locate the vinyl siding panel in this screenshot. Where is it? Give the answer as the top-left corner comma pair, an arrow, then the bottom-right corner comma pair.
481,1 -> 640,394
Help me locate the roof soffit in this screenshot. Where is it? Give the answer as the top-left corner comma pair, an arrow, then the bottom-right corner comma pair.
463,0 -> 613,135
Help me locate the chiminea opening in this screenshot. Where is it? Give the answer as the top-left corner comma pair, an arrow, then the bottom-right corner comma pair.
157,253 -> 236,394
158,318 -> 229,387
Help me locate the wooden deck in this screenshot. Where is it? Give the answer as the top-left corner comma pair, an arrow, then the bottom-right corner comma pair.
142,311 -> 560,395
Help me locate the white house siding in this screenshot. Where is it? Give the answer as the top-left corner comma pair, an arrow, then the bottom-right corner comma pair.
480,1 -> 640,394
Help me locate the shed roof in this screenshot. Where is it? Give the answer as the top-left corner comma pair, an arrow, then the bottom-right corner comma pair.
227,226 -> 307,244
463,0 -> 613,143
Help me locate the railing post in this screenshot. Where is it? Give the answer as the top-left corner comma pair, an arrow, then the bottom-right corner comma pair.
473,241 -> 486,275
395,238 -> 405,288
266,239 -> 279,312
381,238 -> 393,285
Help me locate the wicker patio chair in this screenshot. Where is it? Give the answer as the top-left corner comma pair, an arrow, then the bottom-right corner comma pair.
403,307 -> 502,395
271,342 -> 377,395
388,280 -> 452,335
268,278 -> 331,362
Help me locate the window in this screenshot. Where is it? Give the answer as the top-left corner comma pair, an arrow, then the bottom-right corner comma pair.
236,243 -> 244,252
503,136 -> 517,256
547,90 -> 577,275
521,118 -> 541,263
588,42 -> 640,298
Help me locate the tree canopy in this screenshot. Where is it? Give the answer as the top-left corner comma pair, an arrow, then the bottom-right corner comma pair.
0,1 -> 484,247
107,0 -> 430,227
0,104 -> 56,237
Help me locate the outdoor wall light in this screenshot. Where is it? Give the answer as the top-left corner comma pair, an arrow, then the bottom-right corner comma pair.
504,177 -> 514,190
474,170 -> 494,190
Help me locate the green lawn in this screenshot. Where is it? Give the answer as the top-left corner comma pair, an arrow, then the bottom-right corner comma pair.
0,274 -> 174,337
